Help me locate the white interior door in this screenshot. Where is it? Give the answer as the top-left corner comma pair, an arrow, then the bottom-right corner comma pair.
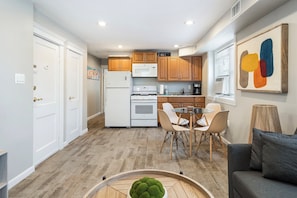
33,35 -> 60,165
64,48 -> 82,144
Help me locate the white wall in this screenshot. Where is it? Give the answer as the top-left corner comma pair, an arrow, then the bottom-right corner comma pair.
87,54 -> 101,118
212,0 -> 297,143
0,0 -> 34,183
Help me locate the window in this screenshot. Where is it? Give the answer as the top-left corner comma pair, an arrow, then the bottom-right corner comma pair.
213,42 -> 235,104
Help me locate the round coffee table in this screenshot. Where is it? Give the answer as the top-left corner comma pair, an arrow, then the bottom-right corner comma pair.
84,169 -> 214,198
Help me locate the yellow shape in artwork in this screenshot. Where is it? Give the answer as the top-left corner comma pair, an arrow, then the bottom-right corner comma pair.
241,53 -> 259,72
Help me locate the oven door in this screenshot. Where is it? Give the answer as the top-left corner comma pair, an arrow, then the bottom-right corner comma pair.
131,99 -> 157,120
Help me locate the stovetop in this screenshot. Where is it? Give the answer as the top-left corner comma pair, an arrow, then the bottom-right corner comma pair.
132,85 -> 157,96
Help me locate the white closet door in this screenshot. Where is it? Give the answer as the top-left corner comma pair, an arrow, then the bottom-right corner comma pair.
33,35 -> 60,165
64,48 -> 82,144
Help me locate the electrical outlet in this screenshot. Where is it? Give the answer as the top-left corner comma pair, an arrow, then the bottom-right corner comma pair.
188,84 -> 191,90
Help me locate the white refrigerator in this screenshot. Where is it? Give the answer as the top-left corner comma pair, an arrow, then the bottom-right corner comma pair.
104,71 -> 132,127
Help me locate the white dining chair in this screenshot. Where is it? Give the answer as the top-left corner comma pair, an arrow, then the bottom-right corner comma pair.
196,103 -> 221,126
162,102 -> 189,126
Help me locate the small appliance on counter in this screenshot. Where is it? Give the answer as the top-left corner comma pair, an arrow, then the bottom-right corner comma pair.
159,84 -> 164,95
193,82 -> 201,95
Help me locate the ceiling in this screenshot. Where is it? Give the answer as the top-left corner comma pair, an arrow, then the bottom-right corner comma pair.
32,0 -> 236,58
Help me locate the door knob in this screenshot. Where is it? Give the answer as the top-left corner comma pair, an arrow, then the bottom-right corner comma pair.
69,96 -> 75,100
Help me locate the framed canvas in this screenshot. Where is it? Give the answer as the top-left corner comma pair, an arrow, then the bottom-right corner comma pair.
237,23 -> 288,93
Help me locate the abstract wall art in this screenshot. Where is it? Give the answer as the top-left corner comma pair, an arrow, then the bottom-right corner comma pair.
237,24 -> 288,93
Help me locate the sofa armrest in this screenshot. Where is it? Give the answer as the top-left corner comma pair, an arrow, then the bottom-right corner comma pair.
228,144 -> 252,198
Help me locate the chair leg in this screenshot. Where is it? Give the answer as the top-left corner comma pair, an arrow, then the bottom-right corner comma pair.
170,132 -> 175,160
195,131 -> 203,152
160,131 -> 169,153
209,133 -> 213,161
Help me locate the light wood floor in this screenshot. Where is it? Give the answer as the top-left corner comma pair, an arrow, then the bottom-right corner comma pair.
9,114 -> 228,198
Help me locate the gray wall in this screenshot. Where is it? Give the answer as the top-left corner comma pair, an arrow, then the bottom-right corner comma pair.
207,0 -> 297,143
0,0 -> 33,181
87,54 -> 101,117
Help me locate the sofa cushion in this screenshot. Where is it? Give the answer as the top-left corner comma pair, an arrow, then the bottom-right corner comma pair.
250,128 -> 297,170
250,128 -> 281,170
232,171 -> 297,198
262,135 -> 297,185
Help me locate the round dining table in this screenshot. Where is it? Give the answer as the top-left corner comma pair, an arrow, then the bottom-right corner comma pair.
173,107 -> 212,157
84,169 -> 214,198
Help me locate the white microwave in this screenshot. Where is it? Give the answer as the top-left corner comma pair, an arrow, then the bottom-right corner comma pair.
132,63 -> 157,77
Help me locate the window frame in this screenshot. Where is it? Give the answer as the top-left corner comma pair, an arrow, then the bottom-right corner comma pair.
211,41 -> 236,106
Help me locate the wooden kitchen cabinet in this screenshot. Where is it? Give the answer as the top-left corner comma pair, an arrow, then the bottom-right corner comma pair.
167,57 -> 192,81
157,96 -> 205,123
108,57 -> 132,71
157,97 -> 168,110
194,97 -> 205,108
191,56 -> 202,81
157,57 -> 168,81
132,51 -> 157,63
168,97 -> 195,121
157,56 -> 202,82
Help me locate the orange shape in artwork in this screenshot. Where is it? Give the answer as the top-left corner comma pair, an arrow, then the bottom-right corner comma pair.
241,53 -> 259,72
254,62 -> 266,88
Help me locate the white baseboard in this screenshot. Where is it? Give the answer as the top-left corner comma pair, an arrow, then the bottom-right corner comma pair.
81,128 -> 88,135
87,112 -> 102,120
8,166 -> 35,190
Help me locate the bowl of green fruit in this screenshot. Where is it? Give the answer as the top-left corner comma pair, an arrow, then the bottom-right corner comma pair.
128,177 -> 167,198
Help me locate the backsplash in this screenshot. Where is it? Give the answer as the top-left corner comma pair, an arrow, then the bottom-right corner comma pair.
132,77 -> 199,95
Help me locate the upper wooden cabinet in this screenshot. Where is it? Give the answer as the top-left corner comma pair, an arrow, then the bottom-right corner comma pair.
191,56 -> 202,81
158,57 -> 168,81
108,57 -> 132,71
168,57 -> 192,81
132,51 -> 157,63
157,56 -> 202,82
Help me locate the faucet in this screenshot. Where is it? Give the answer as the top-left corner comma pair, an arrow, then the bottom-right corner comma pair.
181,88 -> 185,95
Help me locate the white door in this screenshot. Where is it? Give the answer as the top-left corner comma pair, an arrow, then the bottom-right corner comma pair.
64,48 -> 82,144
33,35 -> 60,165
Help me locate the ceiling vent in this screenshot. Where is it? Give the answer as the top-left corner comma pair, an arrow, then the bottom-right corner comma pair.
231,0 -> 241,18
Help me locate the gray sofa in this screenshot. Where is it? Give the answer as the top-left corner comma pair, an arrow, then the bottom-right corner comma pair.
228,144 -> 297,198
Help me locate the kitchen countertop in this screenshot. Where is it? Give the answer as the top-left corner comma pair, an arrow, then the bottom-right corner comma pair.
158,94 -> 204,97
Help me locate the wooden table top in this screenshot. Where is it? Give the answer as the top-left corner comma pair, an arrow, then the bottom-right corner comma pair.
84,169 -> 214,198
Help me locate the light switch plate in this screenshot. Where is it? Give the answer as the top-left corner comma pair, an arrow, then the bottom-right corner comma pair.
15,73 -> 25,84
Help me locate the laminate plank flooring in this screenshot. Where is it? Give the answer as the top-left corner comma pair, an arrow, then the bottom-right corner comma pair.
9,114 -> 228,198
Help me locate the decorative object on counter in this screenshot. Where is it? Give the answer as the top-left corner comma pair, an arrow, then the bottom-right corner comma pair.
237,23 -> 288,93
248,104 -> 282,143
128,177 -> 167,198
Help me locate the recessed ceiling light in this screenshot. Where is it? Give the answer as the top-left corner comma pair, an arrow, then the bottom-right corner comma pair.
174,44 -> 179,48
185,20 -> 194,25
98,21 -> 106,27
118,45 -> 123,49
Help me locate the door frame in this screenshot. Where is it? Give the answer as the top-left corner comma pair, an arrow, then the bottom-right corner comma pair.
33,25 -> 65,164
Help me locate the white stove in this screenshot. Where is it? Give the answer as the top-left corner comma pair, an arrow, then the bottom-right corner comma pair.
131,86 -> 158,127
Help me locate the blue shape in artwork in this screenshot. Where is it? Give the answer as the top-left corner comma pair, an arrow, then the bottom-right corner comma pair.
260,39 -> 273,77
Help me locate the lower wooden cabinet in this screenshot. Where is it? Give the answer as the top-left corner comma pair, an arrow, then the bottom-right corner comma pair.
157,96 -> 205,123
